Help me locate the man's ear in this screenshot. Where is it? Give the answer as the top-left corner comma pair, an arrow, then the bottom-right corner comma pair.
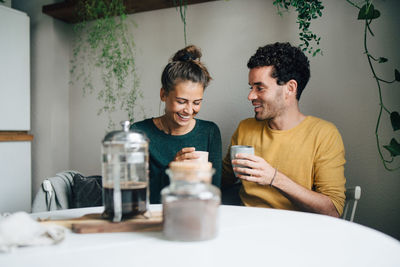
286,80 -> 298,99
160,88 -> 167,102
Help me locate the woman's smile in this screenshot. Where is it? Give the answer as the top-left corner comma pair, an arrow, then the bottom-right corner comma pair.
160,80 -> 204,135
177,113 -> 191,120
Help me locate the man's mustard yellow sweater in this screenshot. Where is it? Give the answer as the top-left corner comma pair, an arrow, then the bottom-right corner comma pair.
222,116 -> 346,215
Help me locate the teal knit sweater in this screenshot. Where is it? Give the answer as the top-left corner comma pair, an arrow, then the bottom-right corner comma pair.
131,118 -> 222,203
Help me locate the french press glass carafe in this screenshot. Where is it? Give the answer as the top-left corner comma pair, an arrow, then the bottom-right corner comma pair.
101,121 -> 149,222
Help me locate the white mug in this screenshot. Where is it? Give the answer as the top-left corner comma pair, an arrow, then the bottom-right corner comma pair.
189,151 -> 209,163
230,145 -> 254,177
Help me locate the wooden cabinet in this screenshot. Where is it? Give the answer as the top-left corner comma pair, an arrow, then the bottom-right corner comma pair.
42,0 -> 216,23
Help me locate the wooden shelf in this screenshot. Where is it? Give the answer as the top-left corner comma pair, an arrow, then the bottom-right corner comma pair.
42,0 -> 216,24
0,131 -> 33,142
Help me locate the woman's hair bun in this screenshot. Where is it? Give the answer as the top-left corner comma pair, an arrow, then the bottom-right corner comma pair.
172,45 -> 202,62
161,44 -> 211,93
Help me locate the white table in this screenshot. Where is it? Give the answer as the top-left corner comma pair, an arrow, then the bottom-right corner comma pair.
1,205 -> 399,267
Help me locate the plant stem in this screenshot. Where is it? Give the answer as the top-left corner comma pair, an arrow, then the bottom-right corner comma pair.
345,0 -> 361,9
174,0 -> 188,46
364,21 -> 397,170
366,53 -> 378,61
376,77 -> 395,84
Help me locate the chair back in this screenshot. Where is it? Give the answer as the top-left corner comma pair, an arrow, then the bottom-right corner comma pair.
32,171 -> 80,212
342,186 -> 361,222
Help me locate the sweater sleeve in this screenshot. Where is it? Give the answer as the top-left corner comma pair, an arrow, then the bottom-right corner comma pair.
313,125 -> 346,216
208,123 -> 222,188
221,126 -> 239,188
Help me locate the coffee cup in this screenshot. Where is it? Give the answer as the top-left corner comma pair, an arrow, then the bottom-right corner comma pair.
230,145 -> 254,177
189,151 -> 209,163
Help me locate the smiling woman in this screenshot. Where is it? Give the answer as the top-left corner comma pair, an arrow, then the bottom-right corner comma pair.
130,45 -> 222,204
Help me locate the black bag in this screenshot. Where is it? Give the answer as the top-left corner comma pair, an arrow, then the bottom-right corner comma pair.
71,173 -> 103,208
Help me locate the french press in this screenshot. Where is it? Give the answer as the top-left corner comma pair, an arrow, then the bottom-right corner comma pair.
101,121 -> 149,222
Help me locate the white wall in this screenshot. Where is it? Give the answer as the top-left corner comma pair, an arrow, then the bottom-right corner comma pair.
13,0 -> 400,239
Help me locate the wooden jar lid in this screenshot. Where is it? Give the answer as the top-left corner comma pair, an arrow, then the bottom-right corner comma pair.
169,161 -> 212,170
168,161 -> 213,182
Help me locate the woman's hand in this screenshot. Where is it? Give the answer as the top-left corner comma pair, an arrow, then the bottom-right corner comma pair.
231,153 -> 276,186
173,147 -> 199,161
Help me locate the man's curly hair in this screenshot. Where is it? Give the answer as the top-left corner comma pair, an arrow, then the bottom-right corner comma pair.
247,42 -> 310,100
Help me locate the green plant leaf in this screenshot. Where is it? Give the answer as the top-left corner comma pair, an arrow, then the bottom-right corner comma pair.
383,138 -> 400,157
395,69 -> 400,81
378,57 -> 388,63
312,48 -> 321,57
390,111 -> 400,131
358,4 -> 380,20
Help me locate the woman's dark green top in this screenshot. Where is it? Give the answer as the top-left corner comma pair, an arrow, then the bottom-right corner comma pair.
131,118 -> 222,204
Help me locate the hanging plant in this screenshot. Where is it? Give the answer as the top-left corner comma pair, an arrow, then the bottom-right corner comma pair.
172,0 -> 231,46
346,0 -> 400,171
173,0 -> 188,46
70,0 -> 142,128
273,0 -> 324,56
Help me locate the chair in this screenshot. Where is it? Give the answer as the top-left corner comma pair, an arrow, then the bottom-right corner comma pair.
341,186 -> 361,222
32,170 -> 80,212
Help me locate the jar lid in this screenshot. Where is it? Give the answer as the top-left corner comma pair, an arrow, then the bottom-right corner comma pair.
167,161 -> 214,183
169,161 -> 212,171
102,121 -> 148,144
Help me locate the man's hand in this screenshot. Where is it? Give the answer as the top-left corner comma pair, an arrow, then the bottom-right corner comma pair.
173,147 -> 199,161
232,153 -> 339,217
232,153 -> 276,185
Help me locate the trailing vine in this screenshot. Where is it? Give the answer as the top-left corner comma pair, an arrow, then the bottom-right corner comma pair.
273,0 -> 324,56
346,0 -> 400,171
173,0 -> 188,46
70,0 -> 142,128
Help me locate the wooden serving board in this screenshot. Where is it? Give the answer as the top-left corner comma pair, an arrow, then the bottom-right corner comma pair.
38,211 -> 163,234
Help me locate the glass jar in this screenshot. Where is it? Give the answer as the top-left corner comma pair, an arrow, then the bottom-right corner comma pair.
101,121 -> 149,222
161,161 -> 221,241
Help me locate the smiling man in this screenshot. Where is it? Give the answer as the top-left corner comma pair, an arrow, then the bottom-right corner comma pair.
222,42 -> 346,217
